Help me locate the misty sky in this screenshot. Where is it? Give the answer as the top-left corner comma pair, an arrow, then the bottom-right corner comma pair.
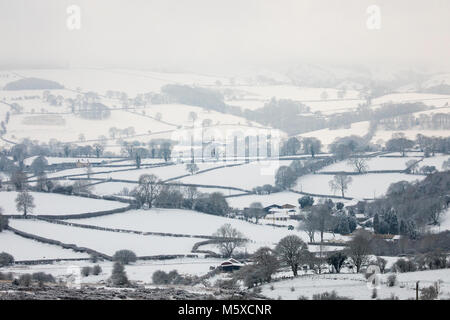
1,0 -> 449,73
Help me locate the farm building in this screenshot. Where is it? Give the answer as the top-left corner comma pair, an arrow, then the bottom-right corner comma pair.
219,258 -> 245,272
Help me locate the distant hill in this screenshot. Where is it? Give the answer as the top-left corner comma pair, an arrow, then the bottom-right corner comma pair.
3,77 -> 64,90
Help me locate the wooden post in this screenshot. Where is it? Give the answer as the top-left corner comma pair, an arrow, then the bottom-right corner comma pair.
416,281 -> 420,300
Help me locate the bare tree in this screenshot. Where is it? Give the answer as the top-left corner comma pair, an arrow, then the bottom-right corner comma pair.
15,190 -> 35,216
186,163 -> 199,175
329,174 -> 352,198
275,235 -> 309,276
213,224 -> 247,258
134,174 -> 162,208
347,157 -> 368,173
297,211 -> 317,242
347,229 -> 372,273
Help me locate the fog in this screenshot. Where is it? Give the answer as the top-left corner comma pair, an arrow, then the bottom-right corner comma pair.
1,0 -> 449,74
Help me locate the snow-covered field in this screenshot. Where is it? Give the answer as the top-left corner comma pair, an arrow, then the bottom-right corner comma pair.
0,230 -> 89,261
372,129 -> 450,146
5,109 -> 175,144
24,156 -> 121,166
372,92 -> 450,109
419,155 -> 450,170
318,156 -> 421,172
297,121 -> 370,151
0,191 -> 128,216
12,68 -> 227,96
67,208 -> 344,251
178,160 -> 293,190
227,191 -> 303,209
8,219 -> 203,257
295,173 -> 424,199
0,257 -> 222,284
94,162 -> 225,182
261,269 -> 450,300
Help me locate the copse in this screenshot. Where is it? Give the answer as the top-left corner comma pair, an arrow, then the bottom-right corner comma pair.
275,166 -> 297,190
194,192 -> 229,216
112,250 -> 137,265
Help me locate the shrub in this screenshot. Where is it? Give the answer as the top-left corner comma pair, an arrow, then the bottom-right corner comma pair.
387,274 -> 397,287
112,250 -> 137,265
0,272 -> 13,281
290,287 -> 295,292
152,269 -> 196,286
297,295 -> 309,300
92,265 -> 102,275
420,284 -> 439,300
393,258 -> 417,273
215,278 -> 238,290
18,274 -> 32,287
252,287 -> 262,294
81,266 -> 92,277
90,253 -> 99,263
32,272 -> 55,285
312,291 -> 352,300
152,270 -> 170,285
0,252 -> 14,267
109,262 -> 129,286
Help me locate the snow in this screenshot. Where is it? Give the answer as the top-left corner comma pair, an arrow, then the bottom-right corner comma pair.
372,129 -> 450,145
372,93 -> 450,109
89,181 -> 137,196
297,121 -> 371,151
8,219 -> 203,257
419,155 -> 450,171
261,269 -> 450,300
5,109 -> 175,144
1,257 -> 222,284
0,230 -> 89,260
94,162 -> 224,182
295,173 -> 424,199
67,208 -> 345,251
24,156 -> 120,166
178,160 -> 294,190
12,69 -> 226,96
227,192 -> 301,209
0,191 -> 128,216
318,157 -> 421,172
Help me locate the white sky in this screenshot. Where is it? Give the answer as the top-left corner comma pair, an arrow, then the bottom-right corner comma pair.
0,0 -> 449,73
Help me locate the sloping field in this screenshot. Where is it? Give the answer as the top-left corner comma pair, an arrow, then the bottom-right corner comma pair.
9,219 -> 202,257
67,208 -> 344,250
178,160 -> 293,190
295,173 -> 424,199
0,230 -> 89,261
0,192 -> 128,216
